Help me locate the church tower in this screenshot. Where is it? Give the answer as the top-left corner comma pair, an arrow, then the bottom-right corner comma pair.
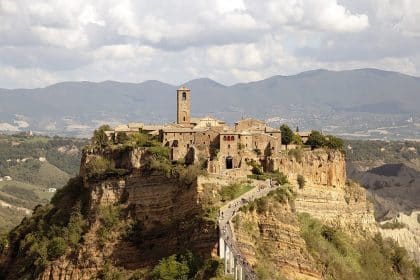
177,86 -> 191,125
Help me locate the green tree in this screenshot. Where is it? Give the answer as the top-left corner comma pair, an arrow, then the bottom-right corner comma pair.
116,132 -> 129,144
47,237 -> 66,260
325,135 -> 344,150
151,255 -> 189,280
307,130 -> 325,150
92,124 -> 111,148
292,134 -> 303,145
280,124 -> 294,148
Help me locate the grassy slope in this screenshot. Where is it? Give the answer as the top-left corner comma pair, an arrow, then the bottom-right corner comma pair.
7,162 -> 70,189
0,134 -> 88,233
299,213 -> 420,280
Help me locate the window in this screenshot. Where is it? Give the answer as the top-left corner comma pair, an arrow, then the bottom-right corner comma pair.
228,144 -> 231,149
231,136 -> 235,141
182,92 -> 186,100
183,116 -> 186,121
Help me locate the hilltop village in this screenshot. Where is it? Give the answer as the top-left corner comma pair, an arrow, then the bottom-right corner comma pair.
105,86 -> 311,176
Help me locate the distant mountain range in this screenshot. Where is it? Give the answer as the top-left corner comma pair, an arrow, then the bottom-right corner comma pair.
0,68 -> 419,139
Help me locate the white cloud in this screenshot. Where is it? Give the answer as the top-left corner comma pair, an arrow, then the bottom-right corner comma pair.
374,0 -> 420,37
246,0 -> 369,32
0,0 -> 420,89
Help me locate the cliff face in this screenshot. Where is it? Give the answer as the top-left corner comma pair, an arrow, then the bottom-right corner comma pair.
233,199 -> 321,280
1,147 -> 380,279
3,147 -> 219,280
270,149 -> 346,188
270,149 -> 376,236
379,211 -> 420,264
231,149 -> 378,279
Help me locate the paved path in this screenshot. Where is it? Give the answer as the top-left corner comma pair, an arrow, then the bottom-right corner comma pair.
218,179 -> 284,279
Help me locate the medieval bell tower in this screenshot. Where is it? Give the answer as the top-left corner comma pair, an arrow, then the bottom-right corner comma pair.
177,86 -> 191,125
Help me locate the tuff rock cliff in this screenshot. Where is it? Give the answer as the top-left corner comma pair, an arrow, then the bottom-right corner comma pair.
0,148 -> 387,280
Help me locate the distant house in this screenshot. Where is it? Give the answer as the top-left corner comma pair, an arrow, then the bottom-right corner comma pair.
0,178 -> 3,182
39,157 -> 47,162
48,188 -> 57,193
296,131 -> 311,144
4,176 -> 12,181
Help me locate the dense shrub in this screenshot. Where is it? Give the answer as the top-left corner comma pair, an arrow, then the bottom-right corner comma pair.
85,157 -> 111,178
325,135 -> 344,150
123,220 -> 145,247
47,237 -> 66,259
5,176 -> 88,278
92,125 -> 111,148
248,168 -> 288,185
307,131 -> 326,149
115,132 -> 129,144
171,164 -> 205,187
256,197 -> 268,214
297,175 -> 305,189
251,165 -> 264,175
219,183 -> 254,201
288,148 -> 303,162
150,251 -> 203,280
306,131 -> 344,150
298,213 -> 420,280
268,185 -> 296,204
380,220 -> 406,230
97,205 -> 122,245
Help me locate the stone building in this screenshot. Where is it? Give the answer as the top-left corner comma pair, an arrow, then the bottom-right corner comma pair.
108,86 -> 283,176
160,86 -> 282,174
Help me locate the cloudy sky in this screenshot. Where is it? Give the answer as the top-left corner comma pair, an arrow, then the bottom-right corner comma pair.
0,0 -> 419,88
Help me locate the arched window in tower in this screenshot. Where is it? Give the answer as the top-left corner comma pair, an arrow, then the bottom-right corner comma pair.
182,92 -> 186,100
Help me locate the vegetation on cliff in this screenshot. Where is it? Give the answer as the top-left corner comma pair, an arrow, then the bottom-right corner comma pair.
299,213 -> 420,280
307,130 -> 344,150
2,176 -> 88,279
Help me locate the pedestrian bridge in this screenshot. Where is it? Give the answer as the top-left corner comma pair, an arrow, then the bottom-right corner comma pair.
217,179 -> 282,280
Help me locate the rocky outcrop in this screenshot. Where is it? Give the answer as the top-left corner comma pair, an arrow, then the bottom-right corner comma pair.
269,149 -> 346,188
33,148 -> 219,280
380,211 -> 420,264
294,183 -> 377,237
233,198 -> 321,280
270,149 -> 376,236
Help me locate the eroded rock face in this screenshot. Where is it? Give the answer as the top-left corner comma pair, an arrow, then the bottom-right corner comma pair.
234,200 -> 321,280
294,184 -> 377,237
379,211 -> 420,264
35,149 -> 219,280
269,149 -> 376,236
269,149 -> 346,188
